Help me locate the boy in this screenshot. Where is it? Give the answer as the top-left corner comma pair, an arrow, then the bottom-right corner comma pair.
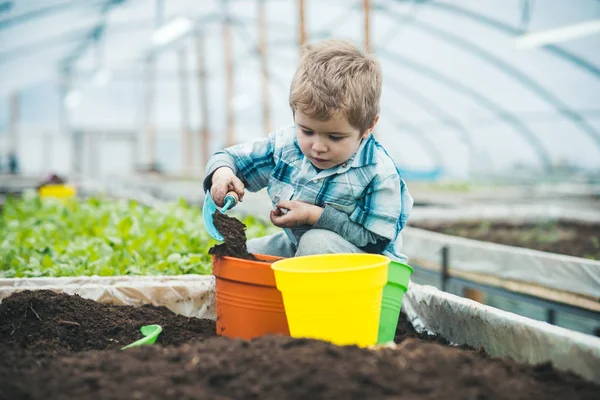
203,39 -> 413,262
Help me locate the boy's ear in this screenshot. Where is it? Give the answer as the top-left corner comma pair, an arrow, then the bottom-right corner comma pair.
362,114 -> 379,138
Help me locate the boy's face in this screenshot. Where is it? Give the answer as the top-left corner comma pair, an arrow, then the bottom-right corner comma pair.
294,111 -> 373,170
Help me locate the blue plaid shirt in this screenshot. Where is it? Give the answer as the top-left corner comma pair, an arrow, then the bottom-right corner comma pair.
206,125 -> 413,262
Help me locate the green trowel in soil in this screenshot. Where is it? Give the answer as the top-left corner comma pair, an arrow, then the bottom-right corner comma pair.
203,189 -> 239,241
121,325 -> 162,350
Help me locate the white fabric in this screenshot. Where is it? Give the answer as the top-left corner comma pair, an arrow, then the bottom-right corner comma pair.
403,283 -> 600,383
402,226 -> 600,299
409,204 -> 600,224
0,275 -> 216,319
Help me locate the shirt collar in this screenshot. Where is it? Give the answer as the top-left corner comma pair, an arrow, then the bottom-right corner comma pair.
337,133 -> 377,173
352,133 -> 377,168
288,131 -> 378,173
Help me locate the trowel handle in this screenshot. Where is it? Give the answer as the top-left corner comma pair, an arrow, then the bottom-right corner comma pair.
221,191 -> 239,213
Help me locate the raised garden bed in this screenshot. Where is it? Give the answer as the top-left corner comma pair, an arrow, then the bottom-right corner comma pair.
0,290 -> 597,399
411,220 -> 600,261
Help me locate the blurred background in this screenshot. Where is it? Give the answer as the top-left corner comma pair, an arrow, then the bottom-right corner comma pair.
0,0 -> 599,182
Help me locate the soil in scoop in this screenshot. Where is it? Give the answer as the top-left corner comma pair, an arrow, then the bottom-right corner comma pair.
209,211 -> 258,261
0,291 -> 598,400
0,290 -> 216,351
411,220 -> 600,260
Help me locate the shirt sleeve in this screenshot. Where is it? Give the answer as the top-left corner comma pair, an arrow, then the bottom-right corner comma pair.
314,205 -> 389,252
203,132 -> 278,193
203,153 -> 238,192
349,174 -> 404,241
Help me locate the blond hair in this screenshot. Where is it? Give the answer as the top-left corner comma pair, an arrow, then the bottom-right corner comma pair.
289,39 -> 382,133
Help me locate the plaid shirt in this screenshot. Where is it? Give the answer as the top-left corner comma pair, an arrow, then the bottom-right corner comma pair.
206,125 -> 413,261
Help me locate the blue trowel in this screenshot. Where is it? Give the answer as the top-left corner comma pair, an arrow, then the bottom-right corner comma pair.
203,190 -> 239,241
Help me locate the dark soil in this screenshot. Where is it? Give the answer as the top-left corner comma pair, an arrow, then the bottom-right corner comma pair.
394,312 -> 453,347
411,220 -> 600,260
1,337 -> 597,400
0,291 -> 598,400
36,173 -> 66,190
209,211 -> 258,261
0,290 -> 216,351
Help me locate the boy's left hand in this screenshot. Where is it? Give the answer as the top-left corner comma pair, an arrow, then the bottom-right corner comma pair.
270,200 -> 323,228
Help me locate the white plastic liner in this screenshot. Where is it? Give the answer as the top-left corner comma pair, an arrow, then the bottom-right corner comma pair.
1,276 -> 599,383
402,226 -> 600,301
0,275 -> 216,319
408,204 -> 600,224
403,283 -> 600,383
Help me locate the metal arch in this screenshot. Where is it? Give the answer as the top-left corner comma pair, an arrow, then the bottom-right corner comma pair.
252,58 -> 447,168
0,27 -> 87,62
0,2 -> 12,14
380,105 -> 445,167
379,3 -> 600,152
230,13 -> 477,158
61,0 -> 127,68
383,75 -> 475,151
228,1 -> 363,53
60,13 -> 220,70
0,2 -> 121,62
231,15 -> 552,168
0,22 -> 146,62
244,1 -> 552,168
0,0 -> 85,30
230,12 -> 474,155
378,49 -> 553,168
398,0 -> 600,78
228,20 -> 447,168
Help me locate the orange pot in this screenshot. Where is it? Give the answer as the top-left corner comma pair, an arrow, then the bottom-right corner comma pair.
212,254 -> 290,339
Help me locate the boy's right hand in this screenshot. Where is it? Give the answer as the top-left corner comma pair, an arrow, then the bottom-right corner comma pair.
210,167 -> 245,207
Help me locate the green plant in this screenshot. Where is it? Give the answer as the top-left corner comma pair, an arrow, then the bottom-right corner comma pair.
0,192 -> 276,278
427,181 -> 472,193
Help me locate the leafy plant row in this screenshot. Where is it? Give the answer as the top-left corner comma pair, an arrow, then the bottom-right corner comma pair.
1,192 -> 274,278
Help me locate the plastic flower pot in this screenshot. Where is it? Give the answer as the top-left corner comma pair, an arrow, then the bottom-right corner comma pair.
271,254 -> 388,348
212,254 -> 290,339
377,261 -> 414,344
38,184 -> 77,199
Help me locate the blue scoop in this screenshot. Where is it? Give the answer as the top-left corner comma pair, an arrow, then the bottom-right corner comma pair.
203,190 -> 238,241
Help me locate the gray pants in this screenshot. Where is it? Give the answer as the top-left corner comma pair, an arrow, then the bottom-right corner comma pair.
247,229 -> 365,258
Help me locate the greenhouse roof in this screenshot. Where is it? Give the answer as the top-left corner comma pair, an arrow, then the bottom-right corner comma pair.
1,0 -> 599,176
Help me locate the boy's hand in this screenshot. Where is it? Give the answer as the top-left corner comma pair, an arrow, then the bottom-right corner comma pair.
210,167 -> 245,206
270,200 -> 323,228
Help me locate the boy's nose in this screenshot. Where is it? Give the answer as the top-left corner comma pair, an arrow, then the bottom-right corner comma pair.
312,139 -> 327,153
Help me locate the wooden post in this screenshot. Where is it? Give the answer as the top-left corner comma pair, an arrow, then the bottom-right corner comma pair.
143,0 -> 163,171
223,0 -> 235,147
178,45 -> 193,172
441,245 -> 449,292
298,0 -> 306,50
42,133 -> 52,173
9,92 -> 19,155
258,0 -> 271,134
463,288 -> 486,304
364,0 -> 370,53
144,56 -> 156,169
195,32 -> 210,171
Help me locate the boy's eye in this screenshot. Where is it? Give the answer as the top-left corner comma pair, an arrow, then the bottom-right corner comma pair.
329,136 -> 343,142
301,129 -> 314,136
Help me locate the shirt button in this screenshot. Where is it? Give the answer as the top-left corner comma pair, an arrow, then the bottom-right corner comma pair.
312,179 -> 319,183
342,162 -> 348,168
